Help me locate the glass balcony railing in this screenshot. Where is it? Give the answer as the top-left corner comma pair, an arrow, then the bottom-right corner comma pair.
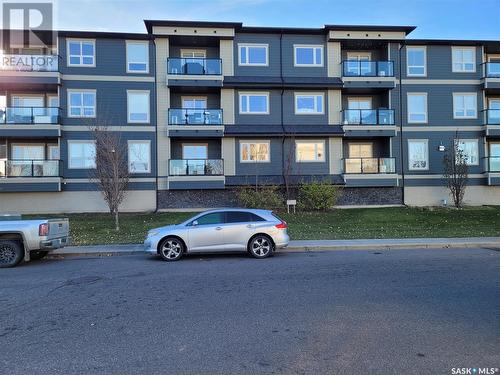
342,61 -> 394,77
169,159 -> 224,176
343,157 -> 396,174
487,156 -> 500,172
485,62 -> 500,78
0,107 -> 59,124
0,160 -> 60,178
485,109 -> 500,125
168,108 -> 223,125
342,109 -> 395,125
0,54 -> 58,72
167,58 -> 222,75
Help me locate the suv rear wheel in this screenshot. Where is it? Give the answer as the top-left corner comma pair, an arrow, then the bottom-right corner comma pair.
248,235 -> 274,259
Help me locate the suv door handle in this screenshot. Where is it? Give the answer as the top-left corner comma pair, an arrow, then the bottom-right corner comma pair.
246,224 -> 254,228
215,227 -> 223,231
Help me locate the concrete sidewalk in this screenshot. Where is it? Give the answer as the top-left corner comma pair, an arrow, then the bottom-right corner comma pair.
50,237 -> 500,257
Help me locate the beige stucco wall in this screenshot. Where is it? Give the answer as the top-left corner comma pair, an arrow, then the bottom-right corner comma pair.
328,89 -> 341,124
222,137 -> 236,176
155,37 -> 170,190
220,40 -> 234,76
329,137 -> 343,174
405,186 -> 500,206
327,42 -> 341,77
220,88 -> 235,125
0,190 -> 156,214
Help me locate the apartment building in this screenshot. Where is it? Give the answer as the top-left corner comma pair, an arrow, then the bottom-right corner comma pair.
0,22 -> 499,213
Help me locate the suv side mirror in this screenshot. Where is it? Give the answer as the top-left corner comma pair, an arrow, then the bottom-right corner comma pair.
192,220 -> 199,226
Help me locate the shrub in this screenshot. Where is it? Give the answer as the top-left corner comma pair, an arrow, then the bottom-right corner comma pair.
297,181 -> 343,211
237,185 -> 284,210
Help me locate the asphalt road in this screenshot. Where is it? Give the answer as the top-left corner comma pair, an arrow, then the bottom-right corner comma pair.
1,248 -> 499,375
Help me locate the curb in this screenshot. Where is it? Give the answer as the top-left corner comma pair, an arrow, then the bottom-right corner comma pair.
48,239 -> 500,258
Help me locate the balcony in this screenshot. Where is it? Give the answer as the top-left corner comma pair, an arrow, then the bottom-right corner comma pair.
0,54 -> 58,72
485,62 -> 500,78
0,159 -> 60,177
168,108 -> 223,125
1,107 -> 59,124
342,61 -> 394,77
342,109 -> 395,125
167,58 -> 222,75
169,159 -> 223,176
343,157 -> 396,174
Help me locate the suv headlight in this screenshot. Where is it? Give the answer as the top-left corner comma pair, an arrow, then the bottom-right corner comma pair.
147,230 -> 159,238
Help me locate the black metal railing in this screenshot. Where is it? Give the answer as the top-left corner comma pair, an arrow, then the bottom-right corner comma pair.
0,107 -> 59,124
342,60 -> 394,77
486,156 -> 500,172
0,160 -> 60,178
168,108 -> 223,125
483,109 -> 500,125
0,54 -> 58,72
167,58 -> 222,75
343,157 -> 396,174
169,159 -> 224,176
342,109 -> 395,125
484,62 -> 500,78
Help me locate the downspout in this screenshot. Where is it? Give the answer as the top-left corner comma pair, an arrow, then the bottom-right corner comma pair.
152,36 -> 159,212
398,42 -> 405,206
279,30 -> 286,191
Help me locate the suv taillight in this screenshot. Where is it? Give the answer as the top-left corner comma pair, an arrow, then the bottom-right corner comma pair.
275,222 -> 288,229
39,223 -> 49,236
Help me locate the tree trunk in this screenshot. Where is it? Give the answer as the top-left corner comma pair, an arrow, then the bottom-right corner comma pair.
114,210 -> 119,231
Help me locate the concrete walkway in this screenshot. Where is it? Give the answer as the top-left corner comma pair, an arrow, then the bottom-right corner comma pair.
51,237 -> 500,257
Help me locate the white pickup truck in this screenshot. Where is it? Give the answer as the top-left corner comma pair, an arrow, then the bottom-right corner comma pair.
0,215 -> 69,268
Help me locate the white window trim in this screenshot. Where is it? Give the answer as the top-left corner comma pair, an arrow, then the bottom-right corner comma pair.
126,40 -> 149,74
452,46 -> 476,73
238,43 -> 269,67
127,90 -> 150,123
67,89 -> 96,118
294,92 -> 325,115
66,38 -> 96,67
293,44 -> 324,67
407,139 -> 429,171
407,92 -> 428,124
452,92 -> 478,119
128,140 -> 151,174
456,139 -> 479,166
238,92 -> 270,115
295,140 -> 326,163
406,46 -> 427,77
67,140 -> 96,169
239,140 -> 271,163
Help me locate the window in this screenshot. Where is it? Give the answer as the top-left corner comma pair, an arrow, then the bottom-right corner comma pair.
240,141 -> 270,162
453,93 -> 477,119
238,44 -> 268,66
67,40 -> 95,67
295,93 -> 324,114
294,45 -> 323,67
127,91 -> 150,123
406,46 -> 426,76
452,47 -> 476,72
126,41 -> 149,73
193,212 -> 225,226
408,140 -> 429,170
128,141 -> 151,173
225,211 -> 266,223
68,90 -> 96,118
456,139 -> 479,165
407,93 -> 428,123
182,144 -> 208,159
295,141 -> 325,162
239,93 -> 269,114
12,144 -> 44,160
68,141 -> 96,169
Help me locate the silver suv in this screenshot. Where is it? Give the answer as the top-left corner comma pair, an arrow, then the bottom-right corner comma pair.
144,209 -> 289,261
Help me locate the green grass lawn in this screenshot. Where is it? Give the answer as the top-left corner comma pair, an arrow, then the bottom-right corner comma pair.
28,206 -> 500,246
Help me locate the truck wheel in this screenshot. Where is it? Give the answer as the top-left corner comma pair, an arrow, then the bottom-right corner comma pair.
30,251 -> 49,260
0,240 -> 24,268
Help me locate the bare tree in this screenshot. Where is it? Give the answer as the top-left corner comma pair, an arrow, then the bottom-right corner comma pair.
89,126 -> 130,230
443,133 -> 469,208
282,135 -> 297,200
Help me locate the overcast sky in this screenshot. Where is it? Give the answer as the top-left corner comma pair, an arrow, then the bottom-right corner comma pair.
53,0 -> 498,40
